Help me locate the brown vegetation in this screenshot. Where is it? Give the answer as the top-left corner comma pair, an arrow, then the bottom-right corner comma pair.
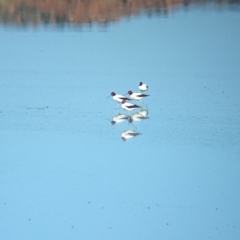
0,0 -> 239,26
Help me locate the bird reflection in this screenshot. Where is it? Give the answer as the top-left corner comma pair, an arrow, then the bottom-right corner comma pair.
128,109 -> 148,123
121,130 -> 141,141
138,109 -> 148,117
111,114 -> 129,125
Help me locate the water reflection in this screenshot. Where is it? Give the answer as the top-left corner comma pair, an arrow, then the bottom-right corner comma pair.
0,0 -> 239,27
111,109 -> 148,125
121,129 -> 141,141
111,114 -> 129,125
110,107 -> 149,141
128,109 -> 149,123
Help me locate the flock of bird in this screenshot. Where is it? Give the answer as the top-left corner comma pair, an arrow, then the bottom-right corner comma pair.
110,82 -> 149,111
108,82 -> 149,141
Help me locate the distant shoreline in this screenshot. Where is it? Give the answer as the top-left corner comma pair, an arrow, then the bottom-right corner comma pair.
0,0 -> 239,27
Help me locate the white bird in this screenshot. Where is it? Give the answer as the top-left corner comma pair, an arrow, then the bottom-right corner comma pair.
121,130 -> 140,141
139,82 -> 148,92
121,100 -> 140,111
109,92 -> 131,103
127,90 -> 149,101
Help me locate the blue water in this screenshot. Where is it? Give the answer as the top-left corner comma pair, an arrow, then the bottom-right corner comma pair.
1,5 -> 240,240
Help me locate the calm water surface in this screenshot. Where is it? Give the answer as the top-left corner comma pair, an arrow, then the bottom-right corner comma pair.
0,4 -> 240,240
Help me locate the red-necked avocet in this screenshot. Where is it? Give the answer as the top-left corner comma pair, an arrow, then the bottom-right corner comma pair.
108,92 -> 131,103
127,90 -> 149,100
139,82 -> 148,92
111,114 -> 129,125
121,100 -> 140,111
121,130 -> 140,141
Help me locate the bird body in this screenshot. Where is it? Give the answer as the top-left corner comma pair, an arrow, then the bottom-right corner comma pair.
139,82 -> 148,92
121,100 -> 140,111
110,92 -> 131,103
128,90 -> 149,100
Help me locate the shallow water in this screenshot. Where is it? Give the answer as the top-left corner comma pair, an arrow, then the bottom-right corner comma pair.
1,3 -> 240,240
